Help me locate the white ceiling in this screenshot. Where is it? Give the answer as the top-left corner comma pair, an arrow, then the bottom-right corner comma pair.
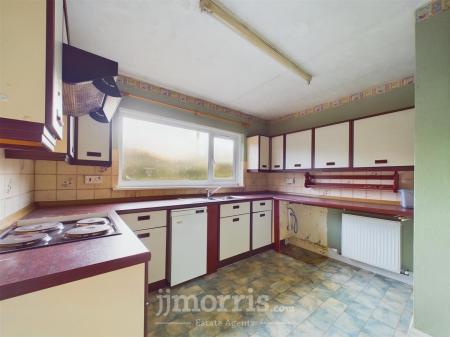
66,0 -> 426,119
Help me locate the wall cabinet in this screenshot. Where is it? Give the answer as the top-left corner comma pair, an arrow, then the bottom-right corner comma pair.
67,115 -> 112,166
0,0 -> 64,151
271,135 -> 284,170
120,210 -> 167,285
285,129 -> 312,170
247,135 -> 269,170
354,109 -> 415,167
314,122 -> 350,169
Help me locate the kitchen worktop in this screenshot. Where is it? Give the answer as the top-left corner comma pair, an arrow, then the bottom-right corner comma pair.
0,192 -> 412,301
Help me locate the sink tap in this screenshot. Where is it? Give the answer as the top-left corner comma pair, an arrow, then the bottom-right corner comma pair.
206,186 -> 222,199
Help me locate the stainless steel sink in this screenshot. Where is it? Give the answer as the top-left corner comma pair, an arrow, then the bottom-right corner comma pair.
208,195 -> 244,201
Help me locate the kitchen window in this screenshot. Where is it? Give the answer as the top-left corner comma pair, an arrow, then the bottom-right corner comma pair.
117,109 -> 243,188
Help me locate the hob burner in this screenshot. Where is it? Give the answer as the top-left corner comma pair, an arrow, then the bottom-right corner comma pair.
0,233 -> 50,248
14,222 -> 63,234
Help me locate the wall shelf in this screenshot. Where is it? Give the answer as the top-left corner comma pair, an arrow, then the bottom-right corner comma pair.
304,171 -> 399,192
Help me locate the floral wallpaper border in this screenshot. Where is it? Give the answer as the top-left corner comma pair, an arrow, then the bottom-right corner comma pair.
117,75 -> 261,122
272,75 -> 415,121
416,0 -> 450,22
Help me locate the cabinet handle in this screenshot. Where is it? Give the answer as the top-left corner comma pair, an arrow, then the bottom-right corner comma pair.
196,210 -> 204,213
137,215 -> 150,221
261,165 -> 267,168
260,202 -> 265,206
375,159 -> 388,164
87,151 -> 102,157
274,165 -> 280,168
326,162 -> 335,166
137,233 -> 150,239
260,213 -> 266,217
232,205 -> 240,209
232,218 -> 240,222
294,163 -> 302,167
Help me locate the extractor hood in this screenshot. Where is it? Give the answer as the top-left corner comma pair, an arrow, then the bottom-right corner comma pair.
62,44 -> 122,123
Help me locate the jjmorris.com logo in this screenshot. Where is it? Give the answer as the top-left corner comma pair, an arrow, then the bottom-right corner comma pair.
156,288 -> 293,316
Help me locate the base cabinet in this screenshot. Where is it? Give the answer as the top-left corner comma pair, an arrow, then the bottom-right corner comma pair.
220,214 -> 250,260
0,264 -> 146,337
252,211 -> 272,249
135,227 -> 166,284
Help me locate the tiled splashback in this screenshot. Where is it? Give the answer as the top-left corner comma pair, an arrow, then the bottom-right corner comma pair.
33,151 -> 412,203
34,151 -> 268,202
267,171 -> 413,202
0,149 -> 34,225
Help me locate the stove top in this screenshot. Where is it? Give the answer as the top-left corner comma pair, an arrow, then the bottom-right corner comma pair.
0,215 -> 121,254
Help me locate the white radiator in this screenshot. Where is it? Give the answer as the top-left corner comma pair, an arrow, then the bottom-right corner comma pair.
342,214 -> 401,273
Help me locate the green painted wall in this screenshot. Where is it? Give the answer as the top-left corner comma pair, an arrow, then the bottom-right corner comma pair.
414,11 -> 450,337
267,84 -> 414,136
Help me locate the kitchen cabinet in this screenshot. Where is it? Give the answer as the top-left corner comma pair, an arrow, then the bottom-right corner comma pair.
247,135 -> 269,170
219,201 -> 251,261
0,264 -> 146,337
0,0 -> 64,151
353,109 -> 415,168
252,199 -> 272,212
285,129 -> 312,170
314,122 -> 350,169
271,135 -> 284,170
252,211 -> 272,249
67,114 -> 112,166
219,214 -> 251,260
120,210 -> 167,285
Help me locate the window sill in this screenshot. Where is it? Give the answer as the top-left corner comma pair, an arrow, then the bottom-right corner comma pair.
113,184 -> 245,191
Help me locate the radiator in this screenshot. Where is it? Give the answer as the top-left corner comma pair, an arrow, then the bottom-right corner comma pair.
342,214 -> 401,273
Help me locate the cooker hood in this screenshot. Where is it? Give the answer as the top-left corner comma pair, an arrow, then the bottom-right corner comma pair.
62,44 -> 122,123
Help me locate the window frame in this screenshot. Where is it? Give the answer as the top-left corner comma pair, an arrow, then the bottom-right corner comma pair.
116,108 -> 244,189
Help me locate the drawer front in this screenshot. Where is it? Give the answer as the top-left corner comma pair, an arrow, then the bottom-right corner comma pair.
252,211 -> 272,249
220,214 -> 250,260
252,199 -> 272,212
120,210 -> 167,231
135,227 -> 166,284
220,202 -> 250,217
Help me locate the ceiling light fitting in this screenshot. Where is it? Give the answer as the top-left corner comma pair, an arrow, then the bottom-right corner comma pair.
199,0 -> 312,84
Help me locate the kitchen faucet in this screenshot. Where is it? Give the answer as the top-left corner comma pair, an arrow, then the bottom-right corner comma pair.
206,186 -> 222,199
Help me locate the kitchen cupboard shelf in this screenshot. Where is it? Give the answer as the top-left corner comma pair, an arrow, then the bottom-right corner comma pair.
304,171 -> 399,192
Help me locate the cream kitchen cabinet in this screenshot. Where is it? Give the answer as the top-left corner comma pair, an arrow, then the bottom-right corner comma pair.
120,210 -> 167,284
271,135 -> 284,170
252,211 -> 272,249
353,109 -> 415,168
285,129 -> 312,170
314,122 -> 350,169
0,0 -> 65,150
219,202 -> 251,261
247,135 -> 270,170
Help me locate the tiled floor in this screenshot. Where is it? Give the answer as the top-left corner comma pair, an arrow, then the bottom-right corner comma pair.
147,247 -> 413,337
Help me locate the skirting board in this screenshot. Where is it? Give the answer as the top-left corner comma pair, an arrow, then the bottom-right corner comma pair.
283,237 -> 413,285
408,318 -> 433,337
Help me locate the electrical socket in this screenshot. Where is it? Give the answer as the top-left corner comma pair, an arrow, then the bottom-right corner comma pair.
285,177 -> 295,184
84,175 -> 103,184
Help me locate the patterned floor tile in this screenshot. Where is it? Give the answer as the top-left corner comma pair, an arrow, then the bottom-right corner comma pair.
147,246 -> 413,337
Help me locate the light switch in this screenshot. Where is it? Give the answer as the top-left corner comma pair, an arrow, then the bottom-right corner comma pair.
285,177 -> 295,184
84,175 -> 103,184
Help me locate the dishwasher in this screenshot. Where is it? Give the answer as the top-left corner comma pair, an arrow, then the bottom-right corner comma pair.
170,207 -> 207,286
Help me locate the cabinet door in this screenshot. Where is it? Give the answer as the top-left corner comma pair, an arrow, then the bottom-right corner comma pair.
76,114 -> 111,162
314,122 -> 349,168
135,227 -> 166,284
271,135 -> 284,170
285,130 -> 312,169
252,211 -> 272,249
259,136 -> 270,170
354,109 -> 415,167
220,214 -> 250,260
246,136 -> 259,170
